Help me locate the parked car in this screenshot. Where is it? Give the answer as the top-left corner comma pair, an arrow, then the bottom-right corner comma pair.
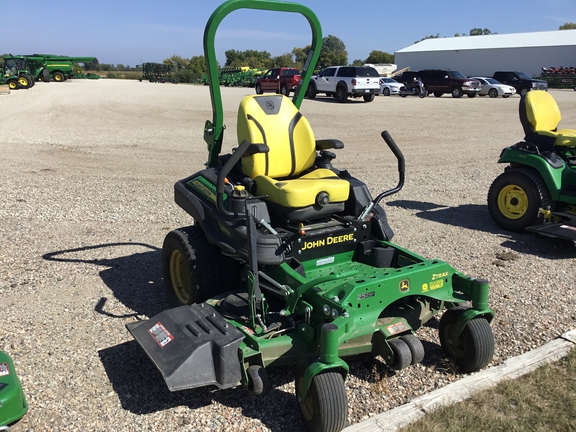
255,67 -> 301,96
471,77 -> 516,98
492,71 -> 548,97
306,66 -> 380,102
379,77 -> 403,96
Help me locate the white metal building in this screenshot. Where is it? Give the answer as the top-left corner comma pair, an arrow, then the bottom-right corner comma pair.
394,29 -> 576,77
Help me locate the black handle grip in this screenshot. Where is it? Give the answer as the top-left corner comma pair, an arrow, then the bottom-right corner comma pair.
216,139 -> 252,218
381,130 -> 405,175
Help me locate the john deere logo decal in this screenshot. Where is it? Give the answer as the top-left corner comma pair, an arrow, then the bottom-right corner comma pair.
266,101 -> 275,110
399,279 -> 410,292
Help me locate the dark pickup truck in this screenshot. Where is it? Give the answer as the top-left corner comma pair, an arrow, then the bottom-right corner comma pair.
492,71 -> 548,96
255,67 -> 301,96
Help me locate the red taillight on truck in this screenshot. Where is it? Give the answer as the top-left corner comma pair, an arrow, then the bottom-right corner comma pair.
352,78 -> 357,85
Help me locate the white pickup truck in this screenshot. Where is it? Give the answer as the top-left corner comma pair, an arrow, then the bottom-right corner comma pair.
305,65 -> 381,103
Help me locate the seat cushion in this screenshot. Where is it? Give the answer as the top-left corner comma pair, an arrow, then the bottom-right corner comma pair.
254,168 -> 350,208
555,129 -> 576,147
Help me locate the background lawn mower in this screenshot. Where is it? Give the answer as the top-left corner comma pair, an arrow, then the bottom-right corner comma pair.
0,350 -> 28,431
488,90 -> 576,243
127,1 -> 496,431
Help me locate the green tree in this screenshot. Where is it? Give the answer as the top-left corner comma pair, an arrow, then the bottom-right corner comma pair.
559,22 -> 576,29
317,35 -> 347,70
291,46 -> 310,70
224,49 -> 271,68
350,59 -> 364,66
271,53 -> 294,67
415,33 -> 440,43
470,28 -> 494,36
84,60 -> 100,71
163,55 -> 189,71
188,55 -> 206,75
365,50 -> 394,64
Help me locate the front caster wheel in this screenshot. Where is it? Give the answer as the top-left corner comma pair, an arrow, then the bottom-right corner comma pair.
439,307 -> 495,372
296,371 -> 347,432
401,334 -> 425,365
246,365 -> 268,396
388,338 -> 412,370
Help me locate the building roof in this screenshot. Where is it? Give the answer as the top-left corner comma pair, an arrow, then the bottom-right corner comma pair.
396,29 -> 576,53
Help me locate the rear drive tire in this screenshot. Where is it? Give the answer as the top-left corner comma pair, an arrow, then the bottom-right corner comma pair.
42,69 -> 51,82
53,71 -> 65,82
487,167 -> 553,232
161,226 -> 241,307
17,75 -> 31,89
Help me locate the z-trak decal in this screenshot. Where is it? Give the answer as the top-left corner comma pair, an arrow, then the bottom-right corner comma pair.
301,233 -> 354,251
432,271 -> 449,280
0,362 -> 10,376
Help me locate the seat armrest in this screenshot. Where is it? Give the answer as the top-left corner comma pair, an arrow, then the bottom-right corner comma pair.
242,143 -> 269,156
316,139 -> 344,150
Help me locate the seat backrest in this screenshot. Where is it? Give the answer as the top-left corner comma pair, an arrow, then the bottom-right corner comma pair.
520,90 -> 561,135
238,95 -> 316,179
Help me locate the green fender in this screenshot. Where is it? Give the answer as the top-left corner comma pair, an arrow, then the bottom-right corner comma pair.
0,351 -> 28,427
498,146 -> 564,201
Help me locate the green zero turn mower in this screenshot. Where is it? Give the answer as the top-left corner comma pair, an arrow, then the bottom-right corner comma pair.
0,350 -> 28,431
488,90 -> 576,242
127,1 -> 495,431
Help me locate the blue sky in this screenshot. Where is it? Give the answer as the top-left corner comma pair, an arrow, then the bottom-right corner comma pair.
3,0 -> 574,67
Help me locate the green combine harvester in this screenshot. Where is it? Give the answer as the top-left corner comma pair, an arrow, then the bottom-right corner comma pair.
0,350 -> 28,430
127,1 -> 496,431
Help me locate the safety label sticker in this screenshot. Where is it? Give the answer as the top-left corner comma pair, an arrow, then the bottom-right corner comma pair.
0,362 -> 10,376
148,322 -> 174,348
386,322 -> 409,335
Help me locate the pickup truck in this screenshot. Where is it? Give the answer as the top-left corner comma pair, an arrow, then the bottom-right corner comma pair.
255,67 -> 301,96
306,66 -> 380,103
492,71 -> 548,96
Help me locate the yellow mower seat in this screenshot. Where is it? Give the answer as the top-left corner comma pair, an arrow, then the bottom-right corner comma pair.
237,95 -> 349,209
521,90 -> 576,148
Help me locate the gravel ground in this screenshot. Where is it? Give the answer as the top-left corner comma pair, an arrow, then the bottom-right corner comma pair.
1,80 -> 575,432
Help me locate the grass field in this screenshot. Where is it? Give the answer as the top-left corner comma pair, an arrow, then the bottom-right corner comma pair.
399,348 -> 576,432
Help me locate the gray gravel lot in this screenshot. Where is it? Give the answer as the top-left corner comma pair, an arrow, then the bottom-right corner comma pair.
1,79 -> 575,432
